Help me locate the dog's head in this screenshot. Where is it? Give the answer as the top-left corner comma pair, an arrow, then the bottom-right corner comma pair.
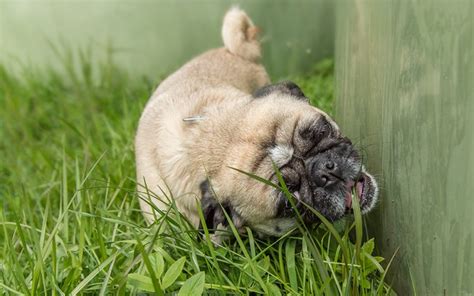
201,81 -> 378,236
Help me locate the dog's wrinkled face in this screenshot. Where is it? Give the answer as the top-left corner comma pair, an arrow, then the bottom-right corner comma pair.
199,81 -> 378,237
272,116 -> 378,222
250,82 -> 378,234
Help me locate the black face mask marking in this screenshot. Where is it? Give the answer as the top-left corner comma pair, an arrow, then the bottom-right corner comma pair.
275,119 -> 377,223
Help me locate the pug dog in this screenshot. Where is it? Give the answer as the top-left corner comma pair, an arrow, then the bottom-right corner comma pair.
135,7 -> 378,237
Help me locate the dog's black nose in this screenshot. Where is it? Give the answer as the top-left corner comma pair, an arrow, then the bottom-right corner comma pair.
313,160 -> 338,187
315,173 -> 330,187
325,161 -> 335,170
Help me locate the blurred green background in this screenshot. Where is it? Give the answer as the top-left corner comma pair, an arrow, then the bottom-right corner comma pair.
1,0 -> 473,294
0,0 -> 334,79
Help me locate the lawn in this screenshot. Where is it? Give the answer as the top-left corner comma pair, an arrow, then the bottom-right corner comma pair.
0,51 -> 394,295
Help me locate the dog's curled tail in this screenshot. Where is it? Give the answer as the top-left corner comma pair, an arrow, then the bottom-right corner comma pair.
222,7 -> 261,62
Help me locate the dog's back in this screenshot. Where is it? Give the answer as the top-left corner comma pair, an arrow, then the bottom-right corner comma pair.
135,7 -> 269,224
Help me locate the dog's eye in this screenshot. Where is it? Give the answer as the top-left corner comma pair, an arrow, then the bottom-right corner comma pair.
315,123 -> 331,140
281,167 -> 300,190
286,182 -> 300,192
299,117 -> 333,142
297,116 -> 334,155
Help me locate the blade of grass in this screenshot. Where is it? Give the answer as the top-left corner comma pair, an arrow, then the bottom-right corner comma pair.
70,251 -> 119,295
135,237 -> 163,295
376,248 -> 399,295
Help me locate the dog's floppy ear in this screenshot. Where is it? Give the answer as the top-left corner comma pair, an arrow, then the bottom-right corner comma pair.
253,81 -> 307,101
199,180 -> 243,231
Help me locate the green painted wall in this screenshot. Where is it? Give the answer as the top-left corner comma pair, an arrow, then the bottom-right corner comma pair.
335,1 -> 473,294
0,0 -> 334,78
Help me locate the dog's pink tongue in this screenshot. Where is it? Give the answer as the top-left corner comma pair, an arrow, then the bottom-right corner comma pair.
345,181 -> 355,208
356,180 -> 364,199
345,179 -> 365,209
345,191 -> 352,208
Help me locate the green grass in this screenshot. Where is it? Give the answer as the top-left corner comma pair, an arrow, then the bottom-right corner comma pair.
287,58 -> 335,116
0,52 -> 394,295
